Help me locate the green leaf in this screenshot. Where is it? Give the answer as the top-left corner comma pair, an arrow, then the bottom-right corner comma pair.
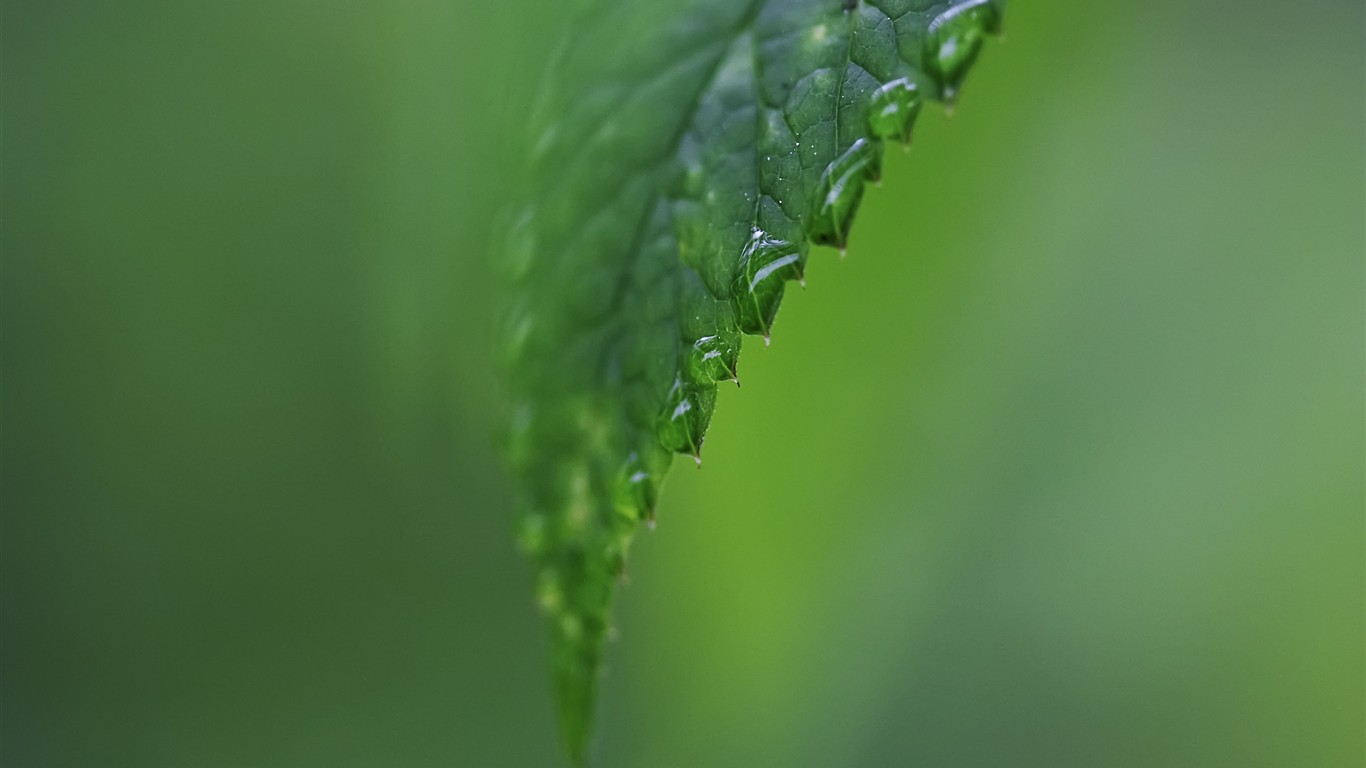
499,1 -> 1003,762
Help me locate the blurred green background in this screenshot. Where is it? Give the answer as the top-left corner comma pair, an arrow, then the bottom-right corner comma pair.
2,1 -> 1362,766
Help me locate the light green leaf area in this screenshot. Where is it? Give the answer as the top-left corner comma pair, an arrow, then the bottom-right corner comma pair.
499,0 -> 1003,762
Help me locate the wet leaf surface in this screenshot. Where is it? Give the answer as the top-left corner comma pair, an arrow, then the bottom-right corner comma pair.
499,1 -> 1004,762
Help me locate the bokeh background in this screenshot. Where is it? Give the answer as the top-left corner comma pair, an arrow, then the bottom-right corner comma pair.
3,1 -> 1362,766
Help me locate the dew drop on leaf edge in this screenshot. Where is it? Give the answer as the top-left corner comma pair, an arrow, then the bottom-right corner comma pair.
867,78 -> 922,144
927,0 -> 1004,100
731,229 -> 803,336
809,138 -> 881,248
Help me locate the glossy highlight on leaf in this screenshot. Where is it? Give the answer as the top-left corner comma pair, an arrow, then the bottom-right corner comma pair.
498,1 -> 1004,763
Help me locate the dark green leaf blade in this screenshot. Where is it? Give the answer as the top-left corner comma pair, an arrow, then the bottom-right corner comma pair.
499,1 -> 1004,762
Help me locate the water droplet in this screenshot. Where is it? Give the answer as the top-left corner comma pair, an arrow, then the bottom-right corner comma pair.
687,333 -> 740,384
613,451 -> 658,521
927,0 -> 1003,101
809,138 -> 881,248
731,229 -> 803,336
867,78 -> 922,144
656,376 -> 714,456
603,541 -> 627,579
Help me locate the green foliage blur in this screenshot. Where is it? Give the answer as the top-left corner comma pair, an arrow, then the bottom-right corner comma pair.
2,1 -> 1361,766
